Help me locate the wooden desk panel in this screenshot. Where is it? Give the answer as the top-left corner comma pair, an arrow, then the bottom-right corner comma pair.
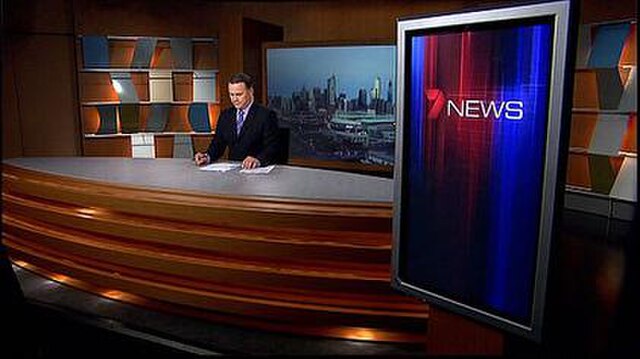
2,158 -> 428,342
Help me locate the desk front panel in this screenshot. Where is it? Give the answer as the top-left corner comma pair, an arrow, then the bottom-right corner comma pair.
2,158 -> 428,342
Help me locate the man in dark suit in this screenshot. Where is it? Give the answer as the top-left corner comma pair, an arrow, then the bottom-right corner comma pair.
194,72 -> 280,169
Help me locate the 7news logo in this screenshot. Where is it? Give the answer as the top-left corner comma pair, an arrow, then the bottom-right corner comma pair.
425,89 -> 524,121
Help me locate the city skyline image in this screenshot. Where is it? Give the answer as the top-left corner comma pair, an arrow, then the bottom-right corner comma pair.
267,45 -> 396,100
266,44 -> 398,171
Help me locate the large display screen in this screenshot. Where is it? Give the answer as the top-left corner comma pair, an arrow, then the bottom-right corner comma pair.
392,1 -> 575,341
264,43 -> 396,175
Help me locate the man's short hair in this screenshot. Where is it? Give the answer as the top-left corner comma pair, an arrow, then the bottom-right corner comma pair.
228,73 -> 254,89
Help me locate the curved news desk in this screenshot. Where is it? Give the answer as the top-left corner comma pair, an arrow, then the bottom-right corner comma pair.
2,157 -> 428,342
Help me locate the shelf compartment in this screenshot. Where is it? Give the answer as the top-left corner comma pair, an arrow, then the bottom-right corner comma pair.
570,113 -> 598,149
154,133 -> 214,158
80,72 -> 119,103
193,41 -> 218,70
149,69 -> 173,102
77,34 -> 220,157
150,39 -> 173,69
108,39 -> 136,68
84,136 -> 132,157
573,70 -> 599,108
173,72 -> 193,102
567,153 -> 591,189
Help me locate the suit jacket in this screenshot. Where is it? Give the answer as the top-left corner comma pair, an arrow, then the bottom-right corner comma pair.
206,103 -> 280,166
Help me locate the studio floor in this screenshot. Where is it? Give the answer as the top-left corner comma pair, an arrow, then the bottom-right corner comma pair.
2,208 -> 637,357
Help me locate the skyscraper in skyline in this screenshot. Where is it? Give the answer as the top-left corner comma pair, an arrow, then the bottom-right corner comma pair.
372,76 -> 381,100
327,74 -> 337,106
358,89 -> 368,111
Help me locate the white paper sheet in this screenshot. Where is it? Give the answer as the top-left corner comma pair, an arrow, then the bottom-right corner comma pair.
239,165 -> 275,175
199,162 -> 241,172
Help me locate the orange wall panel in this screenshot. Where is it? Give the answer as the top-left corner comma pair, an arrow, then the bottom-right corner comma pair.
566,153 -> 591,188
609,155 -> 625,176
173,73 -> 193,102
109,39 -> 135,68
154,135 -> 174,158
151,40 -> 172,69
167,105 -> 192,132
570,113 -> 598,148
80,72 -> 119,102
81,106 -> 101,134
620,114 -> 637,153
192,134 -> 214,153
193,42 -> 218,70
130,72 -> 149,101
208,103 -> 220,130
619,23 -> 636,66
84,137 -> 131,157
573,71 -> 599,109
138,105 -> 151,131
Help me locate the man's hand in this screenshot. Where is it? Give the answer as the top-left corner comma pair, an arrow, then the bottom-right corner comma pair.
194,152 -> 209,166
242,156 -> 261,169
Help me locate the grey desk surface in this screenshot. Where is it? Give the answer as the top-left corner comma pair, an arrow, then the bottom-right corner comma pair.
4,157 -> 393,203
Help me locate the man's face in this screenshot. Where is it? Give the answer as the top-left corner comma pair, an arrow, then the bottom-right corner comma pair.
228,82 -> 253,110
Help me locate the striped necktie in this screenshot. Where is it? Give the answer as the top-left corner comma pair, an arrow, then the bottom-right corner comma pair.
236,109 -> 245,134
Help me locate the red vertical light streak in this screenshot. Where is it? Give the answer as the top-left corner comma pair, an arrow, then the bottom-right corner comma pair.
424,37 -> 439,172
460,31 -> 476,248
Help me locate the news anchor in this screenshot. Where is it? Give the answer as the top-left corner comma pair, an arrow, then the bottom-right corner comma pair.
194,72 -> 280,169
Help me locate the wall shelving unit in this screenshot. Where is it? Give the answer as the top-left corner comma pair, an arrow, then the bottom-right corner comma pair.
565,19 -> 637,221
77,35 -> 220,158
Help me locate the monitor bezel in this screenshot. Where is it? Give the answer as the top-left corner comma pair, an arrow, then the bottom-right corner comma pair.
391,0 -> 575,342
262,41 -> 397,177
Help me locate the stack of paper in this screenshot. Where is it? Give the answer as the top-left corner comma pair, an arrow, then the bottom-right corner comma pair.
199,162 -> 241,172
240,165 -> 275,175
